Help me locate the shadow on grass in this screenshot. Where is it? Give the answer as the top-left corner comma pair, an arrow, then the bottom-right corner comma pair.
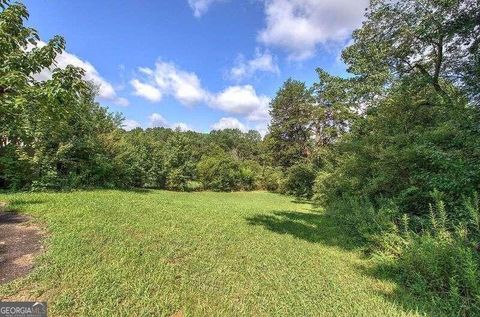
0,199 -> 46,219
246,210 -> 362,251
247,209 -> 441,316
356,261 -> 446,317
0,210 -> 25,224
290,198 -> 312,204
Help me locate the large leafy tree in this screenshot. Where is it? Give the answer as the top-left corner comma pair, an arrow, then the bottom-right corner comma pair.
316,0 -> 480,213
208,129 -> 262,161
267,79 -> 314,169
0,0 -> 64,144
343,0 -> 480,103
326,78 -> 480,212
0,0 -> 120,189
311,70 -> 357,148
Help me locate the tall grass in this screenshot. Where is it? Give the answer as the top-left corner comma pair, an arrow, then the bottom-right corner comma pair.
326,192 -> 480,316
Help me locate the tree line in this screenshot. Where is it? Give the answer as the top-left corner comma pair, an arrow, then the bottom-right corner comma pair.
0,0 -> 277,192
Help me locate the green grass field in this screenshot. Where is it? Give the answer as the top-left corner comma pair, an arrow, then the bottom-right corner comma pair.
0,190 -> 425,316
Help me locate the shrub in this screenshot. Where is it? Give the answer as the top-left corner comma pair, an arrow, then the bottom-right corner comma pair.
283,162 -> 316,198
239,160 -> 259,191
31,167 -> 63,191
395,193 -> 480,315
184,181 -> 203,192
313,171 -> 332,204
326,196 -> 399,244
395,233 -> 480,316
257,167 -> 284,192
197,154 -> 243,191
326,190 -> 480,315
166,168 -> 191,191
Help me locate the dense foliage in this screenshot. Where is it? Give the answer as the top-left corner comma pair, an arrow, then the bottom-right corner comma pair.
306,0 -> 480,314
0,1 -> 268,192
266,0 -> 480,314
0,1 -> 122,190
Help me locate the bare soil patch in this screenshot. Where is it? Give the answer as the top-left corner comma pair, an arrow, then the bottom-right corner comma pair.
0,206 -> 44,284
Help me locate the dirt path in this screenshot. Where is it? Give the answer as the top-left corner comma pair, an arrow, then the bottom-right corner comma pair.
0,206 -> 44,284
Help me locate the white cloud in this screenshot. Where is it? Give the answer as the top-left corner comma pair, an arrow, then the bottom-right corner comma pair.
131,79 -> 162,102
209,85 -> 270,122
258,0 -> 368,60
254,123 -> 269,138
188,0 -> 223,17
154,61 -> 208,105
115,97 -> 130,107
211,117 -> 248,132
230,49 -> 279,80
147,114 -> 194,131
122,119 -> 141,131
132,60 -> 208,106
33,42 -> 129,106
149,113 -> 169,128
171,122 -> 193,131
131,60 -> 271,126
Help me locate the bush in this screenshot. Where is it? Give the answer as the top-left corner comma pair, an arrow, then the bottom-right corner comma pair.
31,167 -> 64,191
313,171 -> 332,204
184,181 -> 203,192
397,193 -> 480,317
197,154 -> 243,191
283,162 -> 316,198
394,195 -> 479,315
166,168 -> 191,191
333,192 -> 480,316
326,196 -> 399,244
239,160 -> 259,191
395,233 -> 480,316
257,167 -> 284,192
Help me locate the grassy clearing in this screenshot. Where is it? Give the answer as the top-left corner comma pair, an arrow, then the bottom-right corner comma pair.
0,190 -> 424,316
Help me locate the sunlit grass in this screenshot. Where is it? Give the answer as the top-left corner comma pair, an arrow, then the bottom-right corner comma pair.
0,190 -> 423,316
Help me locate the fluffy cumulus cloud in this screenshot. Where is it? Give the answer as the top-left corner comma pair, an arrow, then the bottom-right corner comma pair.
122,119 -> 141,131
211,117 -> 248,132
210,85 -> 270,122
33,42 -> 128,106
258,0 -> 368,60
131,60 -> 208,106
131,60 -> 271,124
130,79 -> 162,102
188,0 -> 223,17
147,113 -> 193,131
230,49 -> 279,80
155,62 -> 208,105
148,113 -> 169,128
171,122 -> 192,132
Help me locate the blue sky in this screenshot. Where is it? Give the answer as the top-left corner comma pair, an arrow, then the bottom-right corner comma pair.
24,0 -> 368,133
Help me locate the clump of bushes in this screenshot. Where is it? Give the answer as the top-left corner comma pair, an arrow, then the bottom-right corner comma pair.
257,167 -> 284,192
325,195 -> 399,245
166,168 -> 191,191
395,233 -> 480,315
283,162 -> 316,198
197,154 -> 250,191
393,194 -> 480,316
326,192 -> 480,316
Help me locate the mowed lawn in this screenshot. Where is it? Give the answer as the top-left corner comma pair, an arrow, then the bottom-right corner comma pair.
0,190 -> 421,316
